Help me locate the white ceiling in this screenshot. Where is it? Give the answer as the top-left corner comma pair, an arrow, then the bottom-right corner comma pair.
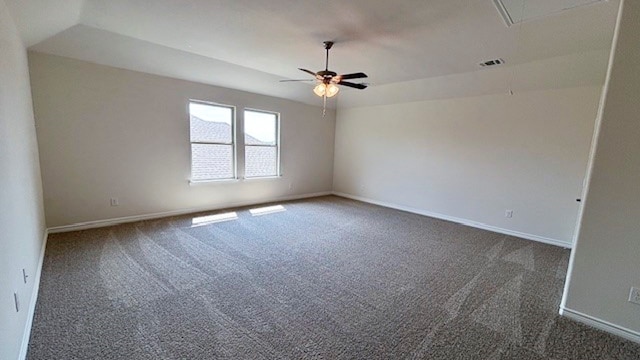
7,0 -> 620,107
495,0 -> 606,25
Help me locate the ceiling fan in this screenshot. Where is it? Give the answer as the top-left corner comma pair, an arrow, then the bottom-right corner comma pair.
281,41 -> 368,99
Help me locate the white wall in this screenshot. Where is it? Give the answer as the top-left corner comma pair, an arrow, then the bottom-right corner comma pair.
0,1 -> 46,359
334,86 -> 601,245
28,52 -> 335,228
562,0 -> 640,337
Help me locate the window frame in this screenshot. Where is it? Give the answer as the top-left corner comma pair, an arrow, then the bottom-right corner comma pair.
243,108 -> 281,179
188,99 -> 237,183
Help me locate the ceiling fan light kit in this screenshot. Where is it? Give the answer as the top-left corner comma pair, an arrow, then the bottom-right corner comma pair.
281,40 -> 368,102
313,83 -> 340,97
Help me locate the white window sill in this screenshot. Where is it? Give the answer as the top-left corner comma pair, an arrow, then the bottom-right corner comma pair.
189,175 -> 282,186
189,178 -> 240,186
243,175 -> 282,181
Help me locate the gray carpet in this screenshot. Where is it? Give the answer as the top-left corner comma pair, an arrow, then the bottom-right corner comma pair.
28,196 -> 640,359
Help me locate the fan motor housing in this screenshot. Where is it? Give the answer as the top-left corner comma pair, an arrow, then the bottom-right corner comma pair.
317,70 -> 337,78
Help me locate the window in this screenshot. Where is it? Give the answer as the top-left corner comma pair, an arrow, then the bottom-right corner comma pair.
244,109 -> 279,178
189,101 -> 235,181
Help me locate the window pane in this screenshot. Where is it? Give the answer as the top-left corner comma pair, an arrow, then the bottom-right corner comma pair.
245,146 -> 277,178
191,144 -> 234,180
190,103 -> 232,143
245,110 -> 276,145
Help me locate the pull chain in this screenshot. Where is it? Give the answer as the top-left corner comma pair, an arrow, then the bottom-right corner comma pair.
322,95 -> 327,118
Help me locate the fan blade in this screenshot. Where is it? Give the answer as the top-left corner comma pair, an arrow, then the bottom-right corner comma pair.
339,72 -> 368,80
338,81 -> 368,90
279,79 -> 315,82
298,68 -> 318,77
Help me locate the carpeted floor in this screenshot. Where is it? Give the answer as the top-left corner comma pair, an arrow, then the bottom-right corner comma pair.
28,196 -> 640,359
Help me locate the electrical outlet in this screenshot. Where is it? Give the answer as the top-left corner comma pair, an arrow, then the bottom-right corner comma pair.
110,198 -> 119,207
505,210 -> 513,218
629,287 -> 640,305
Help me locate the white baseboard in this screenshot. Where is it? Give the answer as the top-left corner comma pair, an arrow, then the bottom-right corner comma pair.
332,191 -> 572,249
18,229 -> 48,360
560,307 -> 640,344
47,191 -> 333,234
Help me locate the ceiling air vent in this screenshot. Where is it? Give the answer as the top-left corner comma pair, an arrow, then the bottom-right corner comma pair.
479,58 -> 505,68
493,0 -> 607,27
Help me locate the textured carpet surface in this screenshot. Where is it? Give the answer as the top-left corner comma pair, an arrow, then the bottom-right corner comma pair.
28,196 -> 640,359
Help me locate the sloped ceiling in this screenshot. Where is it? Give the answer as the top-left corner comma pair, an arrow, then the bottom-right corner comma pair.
7,0 -> 620,107
5,0 -> 84,46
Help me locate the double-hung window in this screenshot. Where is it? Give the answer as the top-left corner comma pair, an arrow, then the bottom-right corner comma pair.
244,109 -> 280,178
189,101 -> 236,181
